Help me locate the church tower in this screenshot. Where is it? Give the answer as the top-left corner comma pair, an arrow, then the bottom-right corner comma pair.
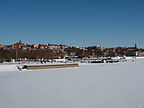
134,43 -> 137,49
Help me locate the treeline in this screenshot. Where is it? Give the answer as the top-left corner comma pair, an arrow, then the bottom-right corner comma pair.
0,46 -> 141,62
64,47 -> 138,57
0,48 -> 66,62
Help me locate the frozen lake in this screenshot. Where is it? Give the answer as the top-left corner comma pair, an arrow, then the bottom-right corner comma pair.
0,59 -> 144,108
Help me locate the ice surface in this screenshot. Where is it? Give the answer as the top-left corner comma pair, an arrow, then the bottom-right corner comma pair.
0,64 -> 18,72
0,59 -> 144,108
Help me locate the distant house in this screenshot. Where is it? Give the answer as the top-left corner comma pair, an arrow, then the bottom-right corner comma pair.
48,45 -> 60,50
127,48 -> 135,51
87,45 -> 104,51
12,42 -> 25,49
22,46 -> 32,50
32,44 -> 39,49
0,44 -> 5,48
40,45 -> 48,49
60,45 -> 69,49
135,51 -> 144,57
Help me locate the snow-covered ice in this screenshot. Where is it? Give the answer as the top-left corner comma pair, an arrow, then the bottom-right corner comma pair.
0,59 -> 144,108
0,64 -> 18,72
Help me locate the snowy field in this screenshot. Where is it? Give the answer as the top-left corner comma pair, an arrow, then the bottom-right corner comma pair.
0,59 -> 144,108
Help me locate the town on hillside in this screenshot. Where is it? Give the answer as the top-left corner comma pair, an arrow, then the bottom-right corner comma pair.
0,41 -> 144,63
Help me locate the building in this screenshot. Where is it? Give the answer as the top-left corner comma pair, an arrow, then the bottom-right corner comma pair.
12,42 -> 25,49
0,44 -> 5,48
40,45 -> 48,49
48,45 -> 60,50
32,44 -> 39,49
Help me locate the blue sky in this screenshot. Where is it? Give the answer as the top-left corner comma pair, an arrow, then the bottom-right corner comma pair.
0,0 -> 144,48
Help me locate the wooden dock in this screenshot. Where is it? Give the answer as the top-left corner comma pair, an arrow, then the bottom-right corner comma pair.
23,63 -> 79,70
